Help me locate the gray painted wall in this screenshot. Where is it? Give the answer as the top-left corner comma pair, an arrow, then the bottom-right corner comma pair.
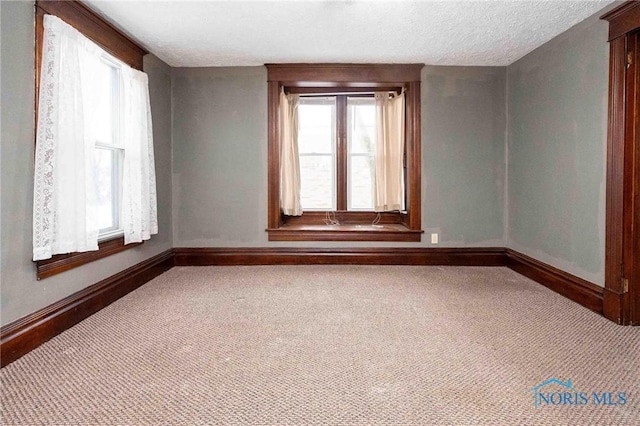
0,0 -> 613,326
0,1 -> 173,326
171,66 -> 506,248
0,1 -> 4,296
172,67 -> 269,246
422,67 -> 506,246
506,12 -> 609,285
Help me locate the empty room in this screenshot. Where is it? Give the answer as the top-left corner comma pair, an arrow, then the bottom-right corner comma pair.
1,0 -> 639,424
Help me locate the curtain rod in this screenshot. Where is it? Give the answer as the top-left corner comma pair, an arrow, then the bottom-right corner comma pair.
287,86 -> 403,96
296,91 -> 381,97
294,90 -> 402,97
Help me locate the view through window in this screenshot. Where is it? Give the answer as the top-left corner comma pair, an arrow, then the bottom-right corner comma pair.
298,97 -> 336,210
298,94 -> 393,212
92,58 -> 124,238
347,97 -> 377,210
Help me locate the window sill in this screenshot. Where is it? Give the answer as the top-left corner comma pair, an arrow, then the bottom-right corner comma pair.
35,236 -> 141,280
267,223 -> 423,242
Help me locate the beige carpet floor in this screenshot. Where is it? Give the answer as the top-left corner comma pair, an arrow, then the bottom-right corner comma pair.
1,265 -> 639,425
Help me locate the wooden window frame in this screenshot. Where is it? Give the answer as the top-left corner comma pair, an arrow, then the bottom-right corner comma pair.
34,1 -> 147,279
266,64 -> 423,242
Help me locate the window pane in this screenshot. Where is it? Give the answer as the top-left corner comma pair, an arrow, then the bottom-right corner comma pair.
348,98 -> 376,154
298,98 -> 335,154
298,97 -> 336,210
348,98 -> 376,210
91,61 -> 118,145
300,155 -> 335,210
349,155 -> 375,210
93,147 -> 122,232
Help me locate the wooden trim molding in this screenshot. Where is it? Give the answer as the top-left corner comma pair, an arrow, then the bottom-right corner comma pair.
603,35 -> 629,323
2,246 -> 625,367
601,1 -> 640,41
36,1 -> 147,70
267,80 -> 282,230
266,63 -> 423,85
406,80 -> 422,230
266,226 -> 422,242
1,249 -> 173,367
36,237 -> 142,280
282,211 -> 404,225
601,2 -> 640,325
634,76 -> 640,325
175,248 -> 605,318
174,247 -> 506,266
505,249 -> 604,315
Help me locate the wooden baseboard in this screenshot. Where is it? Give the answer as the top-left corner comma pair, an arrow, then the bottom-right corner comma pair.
174,247 -> 606,316
0,249 -> 174,368
173,247 -> 507,267
0,246 -> 614,368
505,249 -> 604,314
603,287 -> 629,325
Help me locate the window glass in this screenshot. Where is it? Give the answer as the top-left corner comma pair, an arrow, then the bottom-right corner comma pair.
91,60 -> 118,145
94,147 -> 116,231
348,98 -> 376,210
92,58 -> 123,237
298,97 -> 336,210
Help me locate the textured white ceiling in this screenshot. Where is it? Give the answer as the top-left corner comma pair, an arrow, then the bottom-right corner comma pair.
84,0 -> 615,67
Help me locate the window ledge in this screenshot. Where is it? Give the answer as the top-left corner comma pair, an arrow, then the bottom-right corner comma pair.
35,236 -> 141,279
267,223 -> 423,242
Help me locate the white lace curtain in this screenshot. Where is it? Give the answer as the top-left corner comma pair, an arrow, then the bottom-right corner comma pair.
121,67 -> 158,244
33,15 -> 157,261
374,91 -> 405,212
279,90 -> 302,216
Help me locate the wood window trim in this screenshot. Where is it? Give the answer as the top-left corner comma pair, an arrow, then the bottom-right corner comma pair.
602,1 -> 640,42
35,1 -> 146,72
34,1 -> 147,279
266,63 -> 423,242
36,237 -> 142,280
601,1 -> 640,324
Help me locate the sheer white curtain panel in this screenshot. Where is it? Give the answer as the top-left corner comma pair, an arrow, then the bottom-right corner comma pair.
121,67 -> 158,244
33,15 -> 103,261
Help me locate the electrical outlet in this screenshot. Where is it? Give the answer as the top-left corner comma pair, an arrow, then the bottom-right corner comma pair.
431,233 -> 438,244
